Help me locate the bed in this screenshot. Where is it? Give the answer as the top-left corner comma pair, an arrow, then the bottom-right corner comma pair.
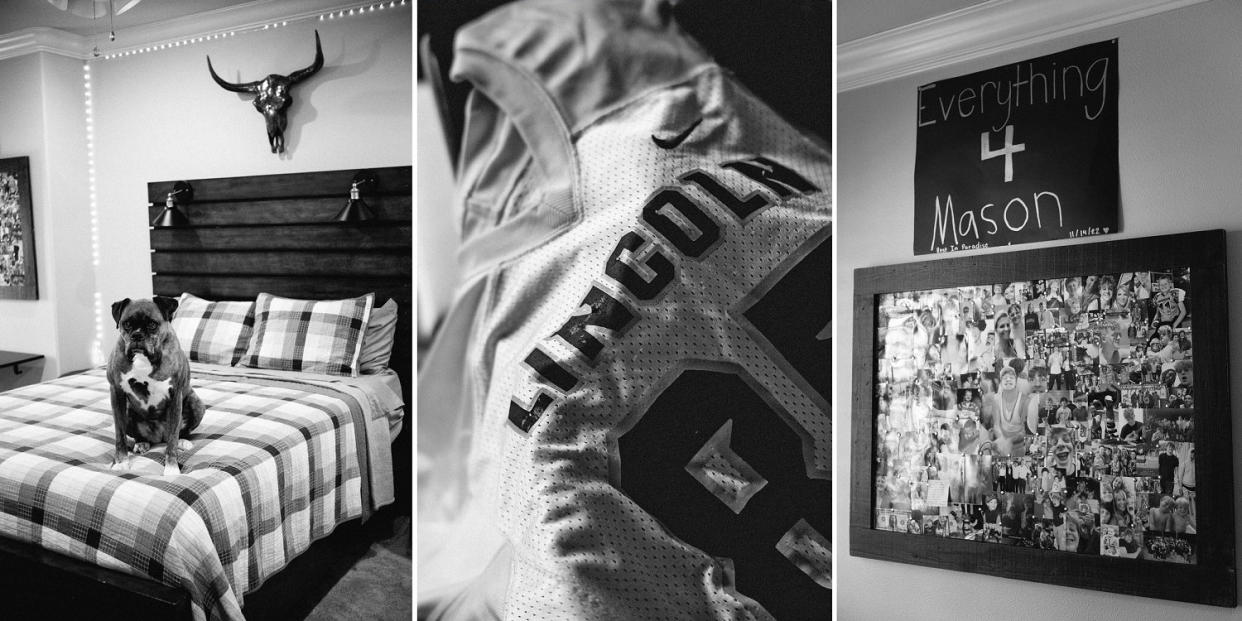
0,166 -> 412,621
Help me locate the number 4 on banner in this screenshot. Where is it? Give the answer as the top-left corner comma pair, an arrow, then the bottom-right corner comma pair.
981,125 -> 1025,183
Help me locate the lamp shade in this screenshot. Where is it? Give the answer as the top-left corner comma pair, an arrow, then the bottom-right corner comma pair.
335,194 -> 375,222
335,170 -> 378,222
151,204 -> 190,227
151,180 -> 193,227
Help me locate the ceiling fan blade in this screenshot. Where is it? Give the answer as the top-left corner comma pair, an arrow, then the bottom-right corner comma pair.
60,0 -> 109,18
115,0 -> 143,15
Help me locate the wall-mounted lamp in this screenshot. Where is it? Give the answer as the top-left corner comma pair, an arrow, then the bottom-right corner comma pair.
151,180 -> 192,227
335,170 -> 378,222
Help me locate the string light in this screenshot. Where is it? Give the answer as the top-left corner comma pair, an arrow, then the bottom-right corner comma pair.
83,62 -> 106,365
99,2 -> 406,59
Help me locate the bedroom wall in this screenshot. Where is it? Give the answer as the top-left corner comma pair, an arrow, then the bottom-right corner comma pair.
88,9 -> 412,364
837,1 -> 1242,619
0,53 -> 92,380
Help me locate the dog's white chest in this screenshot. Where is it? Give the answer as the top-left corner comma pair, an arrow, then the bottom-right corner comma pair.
121,354 -> 172,409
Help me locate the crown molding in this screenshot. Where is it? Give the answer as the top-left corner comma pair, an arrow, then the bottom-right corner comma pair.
0,0 -> 405,62
0,27 -> 91,61
838,0 -> 1210,92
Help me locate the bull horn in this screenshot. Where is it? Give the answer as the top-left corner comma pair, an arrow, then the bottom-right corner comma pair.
206,56 -> 261,93
286,30 -> 324,85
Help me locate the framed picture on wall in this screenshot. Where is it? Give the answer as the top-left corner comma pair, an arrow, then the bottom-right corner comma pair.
0,156 -> 38,300
850,230 -> 1235,606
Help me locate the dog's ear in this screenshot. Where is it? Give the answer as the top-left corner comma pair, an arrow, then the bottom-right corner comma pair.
111,298 -> 132,328
153,296 -> 179,322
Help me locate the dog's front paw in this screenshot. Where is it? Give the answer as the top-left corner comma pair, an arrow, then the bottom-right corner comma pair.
133,441 -> 151,455
110,456 -> 131,471
162,461 -> 182,477
175,439 -> 193,451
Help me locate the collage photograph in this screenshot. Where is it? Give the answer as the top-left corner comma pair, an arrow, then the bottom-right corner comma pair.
873,270 -> 1198,564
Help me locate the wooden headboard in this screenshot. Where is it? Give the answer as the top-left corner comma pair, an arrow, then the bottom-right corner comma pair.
146,165 -> 412,511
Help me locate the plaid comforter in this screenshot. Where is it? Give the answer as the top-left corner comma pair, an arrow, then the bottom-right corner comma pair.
0,367 -> 388,620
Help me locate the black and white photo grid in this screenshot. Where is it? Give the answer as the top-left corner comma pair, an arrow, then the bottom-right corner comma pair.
874,270 -> 1198,564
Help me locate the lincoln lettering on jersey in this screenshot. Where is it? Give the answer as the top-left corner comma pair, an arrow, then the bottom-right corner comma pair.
553,286 -> 639,364
508,156 -> 822,433
642,188 -> 722,258
680,170 -> 768,221
721,156 -> 821,198
605,232 -> 675,301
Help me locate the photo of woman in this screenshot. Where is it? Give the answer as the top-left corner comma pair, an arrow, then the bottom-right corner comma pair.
1087,274 -> 1116,311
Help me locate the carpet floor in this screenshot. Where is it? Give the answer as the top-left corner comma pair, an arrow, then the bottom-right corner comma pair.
305,511 -> 412,620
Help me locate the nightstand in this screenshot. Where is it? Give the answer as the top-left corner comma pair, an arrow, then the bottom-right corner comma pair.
0,351 -> 45,392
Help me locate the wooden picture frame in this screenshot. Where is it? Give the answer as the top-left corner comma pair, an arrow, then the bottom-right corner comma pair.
0,156 -> 38,300
850,230 -> 1235,606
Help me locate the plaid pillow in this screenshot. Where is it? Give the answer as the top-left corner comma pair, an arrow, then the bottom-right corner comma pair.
171,293 -> 255,365
241,292 -> 374,376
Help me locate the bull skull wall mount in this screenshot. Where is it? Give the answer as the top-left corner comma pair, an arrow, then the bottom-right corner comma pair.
207,31 -> 324,154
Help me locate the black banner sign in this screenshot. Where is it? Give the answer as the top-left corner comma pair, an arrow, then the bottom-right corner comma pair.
914,40 -> 1119,255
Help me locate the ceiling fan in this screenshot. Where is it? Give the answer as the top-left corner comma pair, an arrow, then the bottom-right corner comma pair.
45,0 -> 143,19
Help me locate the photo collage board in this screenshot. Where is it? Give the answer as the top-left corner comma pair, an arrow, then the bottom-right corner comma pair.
873,269 -> 1198,563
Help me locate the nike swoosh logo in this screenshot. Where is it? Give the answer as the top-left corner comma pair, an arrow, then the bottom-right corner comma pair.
652,117 -> 702,149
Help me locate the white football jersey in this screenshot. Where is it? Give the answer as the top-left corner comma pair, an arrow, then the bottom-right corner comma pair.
419,1 -> 831,618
